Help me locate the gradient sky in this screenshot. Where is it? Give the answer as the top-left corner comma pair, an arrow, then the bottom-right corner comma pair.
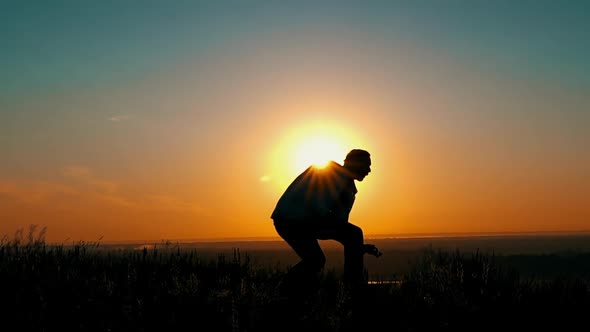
1,1 -> 589,243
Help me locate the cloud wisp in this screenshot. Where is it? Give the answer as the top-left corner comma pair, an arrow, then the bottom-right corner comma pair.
108,115 -> 132,122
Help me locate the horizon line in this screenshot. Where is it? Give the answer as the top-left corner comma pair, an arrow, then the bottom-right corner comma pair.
71,229 -> 590,245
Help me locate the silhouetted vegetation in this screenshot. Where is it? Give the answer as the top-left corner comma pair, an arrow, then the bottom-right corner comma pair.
1,226 -> 588,331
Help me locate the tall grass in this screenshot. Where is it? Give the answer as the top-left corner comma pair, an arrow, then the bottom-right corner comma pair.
1,226 -> 588,331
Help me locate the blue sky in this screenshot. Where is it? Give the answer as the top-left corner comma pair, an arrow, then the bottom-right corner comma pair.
2,1 -> 588,96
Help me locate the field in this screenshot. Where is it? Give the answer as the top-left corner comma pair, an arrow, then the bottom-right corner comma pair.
1,228 -> 589,331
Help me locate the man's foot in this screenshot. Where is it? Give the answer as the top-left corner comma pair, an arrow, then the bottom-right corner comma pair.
363,244 -> 382,257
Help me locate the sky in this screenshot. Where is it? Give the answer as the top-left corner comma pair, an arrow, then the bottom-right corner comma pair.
1,1 -> 589,243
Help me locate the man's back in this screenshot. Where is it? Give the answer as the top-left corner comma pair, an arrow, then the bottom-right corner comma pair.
271,161 -> 356,222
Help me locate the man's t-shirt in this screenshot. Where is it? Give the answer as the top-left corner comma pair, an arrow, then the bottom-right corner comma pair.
270,161 -> 357,223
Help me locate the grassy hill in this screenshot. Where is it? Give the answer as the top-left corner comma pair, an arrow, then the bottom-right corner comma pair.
1,231 -> 589,331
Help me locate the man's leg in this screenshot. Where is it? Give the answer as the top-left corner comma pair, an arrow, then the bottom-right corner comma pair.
317,222 -> 365,286
274,222 -> 325,298
317,223 -> 370,329
284,236 -> 326,278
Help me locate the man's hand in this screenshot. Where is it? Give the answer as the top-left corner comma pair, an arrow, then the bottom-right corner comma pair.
363,244 -> 382,257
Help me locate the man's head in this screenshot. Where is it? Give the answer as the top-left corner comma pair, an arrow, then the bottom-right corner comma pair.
343,149 -> 371,181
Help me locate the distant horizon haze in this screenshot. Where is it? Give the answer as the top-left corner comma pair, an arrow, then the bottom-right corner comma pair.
31,229 -> 590,246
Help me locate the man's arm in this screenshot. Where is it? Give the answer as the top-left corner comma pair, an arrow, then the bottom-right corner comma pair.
328,180 -> 356,223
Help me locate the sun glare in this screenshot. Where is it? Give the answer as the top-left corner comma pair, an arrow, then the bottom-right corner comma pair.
265,118 -> 370,192
293,137 -> 346,171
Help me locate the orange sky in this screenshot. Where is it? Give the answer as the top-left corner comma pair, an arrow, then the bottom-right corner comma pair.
2,74 -> 588,243
1,2 -> 589,242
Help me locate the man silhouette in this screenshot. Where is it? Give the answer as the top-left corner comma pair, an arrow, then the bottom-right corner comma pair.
271,149 -> 381,300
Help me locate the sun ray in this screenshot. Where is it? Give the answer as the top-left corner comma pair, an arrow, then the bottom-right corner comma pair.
267,120 -> 368,192
293,135 -> 347,170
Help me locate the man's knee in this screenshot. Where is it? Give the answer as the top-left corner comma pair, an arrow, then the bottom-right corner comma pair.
347,224 -> 364,245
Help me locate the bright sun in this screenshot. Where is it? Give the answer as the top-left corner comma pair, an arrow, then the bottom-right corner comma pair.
264,118 -> 370,192
293,135 -> 347,171
268,121 -> 365,190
